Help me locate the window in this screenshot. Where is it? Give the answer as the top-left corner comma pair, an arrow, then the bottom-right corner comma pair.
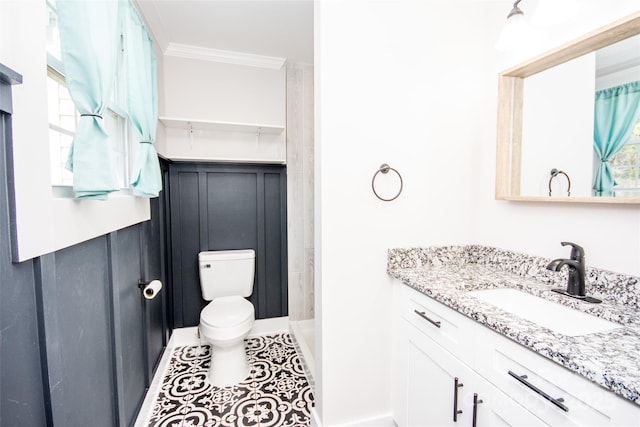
2,0 -> 151,262
46,0 -> 133,190
610,118 -> 640,197
46,67 -> 76,186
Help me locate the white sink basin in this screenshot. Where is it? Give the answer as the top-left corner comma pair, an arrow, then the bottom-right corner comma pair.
467,288 -> 621,337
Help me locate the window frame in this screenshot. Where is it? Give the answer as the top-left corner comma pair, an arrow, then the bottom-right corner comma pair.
611,135 -> 640,195
47,61 -> 76,186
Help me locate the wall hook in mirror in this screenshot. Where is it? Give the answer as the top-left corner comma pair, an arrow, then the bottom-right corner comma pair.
372,163 -> 403,201
548,168 -> 571,196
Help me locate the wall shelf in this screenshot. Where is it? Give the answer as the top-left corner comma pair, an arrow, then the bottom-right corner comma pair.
159,117 -> 285,135
167,155 -> 285,165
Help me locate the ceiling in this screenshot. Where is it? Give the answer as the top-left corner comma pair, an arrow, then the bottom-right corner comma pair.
135,0 -> 314,65
596,34 -> 640,78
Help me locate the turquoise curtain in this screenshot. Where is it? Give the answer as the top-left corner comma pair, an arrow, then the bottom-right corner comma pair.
593,81 -> 640,196
57,0 -> 121,199
123,1 -> 162,198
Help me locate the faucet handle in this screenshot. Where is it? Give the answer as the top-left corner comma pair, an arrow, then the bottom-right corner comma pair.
561,241 -> 584,261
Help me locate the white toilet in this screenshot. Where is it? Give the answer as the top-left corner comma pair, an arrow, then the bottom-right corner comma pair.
198,249 -> 256,387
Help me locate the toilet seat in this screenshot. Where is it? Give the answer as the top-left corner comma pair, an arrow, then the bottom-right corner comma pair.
200,296 -> 254,341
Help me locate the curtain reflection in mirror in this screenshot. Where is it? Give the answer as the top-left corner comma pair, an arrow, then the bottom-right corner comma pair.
593,81 -> 640,196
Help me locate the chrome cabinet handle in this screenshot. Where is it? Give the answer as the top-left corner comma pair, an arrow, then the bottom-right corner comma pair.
508,370 -> 569,412
414,310 -> 441,328
472,393 -> 483,427
453,377 -> 463,422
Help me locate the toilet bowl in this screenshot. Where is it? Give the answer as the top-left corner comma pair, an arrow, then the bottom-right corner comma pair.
199,296 -> 254,386
198,250 -> 256,387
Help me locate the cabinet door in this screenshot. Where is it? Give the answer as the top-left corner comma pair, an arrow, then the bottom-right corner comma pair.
472,375 -> 547,427
402,321 -> 546,427
405,322 -> 473,427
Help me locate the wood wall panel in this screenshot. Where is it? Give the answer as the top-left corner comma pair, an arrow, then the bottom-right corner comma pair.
0,114 -> 47,426
0,79 -> 169,426
169,163 -> 288,326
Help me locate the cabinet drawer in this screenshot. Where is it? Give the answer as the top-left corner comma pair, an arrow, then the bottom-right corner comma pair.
488,342 -> 617,426
402,288 -> 462,353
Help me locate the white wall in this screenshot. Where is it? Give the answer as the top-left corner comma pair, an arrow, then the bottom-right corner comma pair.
474,0 -> 640,276
160,56 -> 286,163
315,1 -> 502,424
163,56 -> 285,124
316,0 -> 640,425
520,54 -> 595,197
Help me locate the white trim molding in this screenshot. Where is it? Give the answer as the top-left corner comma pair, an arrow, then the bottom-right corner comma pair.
311,412 -> 394,427
164,43 -> 286,69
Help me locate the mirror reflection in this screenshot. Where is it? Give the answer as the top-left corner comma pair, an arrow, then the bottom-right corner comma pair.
519,34 -> 640,198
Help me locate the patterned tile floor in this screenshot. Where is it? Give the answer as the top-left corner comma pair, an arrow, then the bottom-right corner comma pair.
148,333 -> 314,427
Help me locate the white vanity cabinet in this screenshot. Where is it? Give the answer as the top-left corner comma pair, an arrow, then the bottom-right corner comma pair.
392,282 -> 640,427
401,319 -> 545,426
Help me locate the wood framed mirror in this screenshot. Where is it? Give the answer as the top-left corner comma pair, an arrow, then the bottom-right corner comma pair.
495,11 -> 640,204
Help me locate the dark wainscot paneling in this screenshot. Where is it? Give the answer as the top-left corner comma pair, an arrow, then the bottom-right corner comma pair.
0,65 -> 47,427
0,65 -> 168,427
169,162 -> 288,327
31,223 -> 167,427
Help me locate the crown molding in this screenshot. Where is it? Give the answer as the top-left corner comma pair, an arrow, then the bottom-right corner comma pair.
164,43 -> 286,69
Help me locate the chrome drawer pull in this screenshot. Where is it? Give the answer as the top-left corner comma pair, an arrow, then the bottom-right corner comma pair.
453,377 -> 463,422
414,310 -> 441,328
508,370 -> 569,412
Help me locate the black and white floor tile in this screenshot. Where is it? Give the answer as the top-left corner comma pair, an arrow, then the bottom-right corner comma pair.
148,333 -> 314,427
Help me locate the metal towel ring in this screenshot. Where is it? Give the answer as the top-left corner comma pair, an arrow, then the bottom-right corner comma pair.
548,168 -> 571,197
372,163 -> 403,201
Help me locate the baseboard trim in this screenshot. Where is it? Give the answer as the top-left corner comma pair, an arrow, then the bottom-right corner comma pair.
311,410 -> 395,427
248,316 -> 289,337
311,407 -> 321,427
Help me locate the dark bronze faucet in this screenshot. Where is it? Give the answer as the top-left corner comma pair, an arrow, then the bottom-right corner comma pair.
546,242 -> 601,303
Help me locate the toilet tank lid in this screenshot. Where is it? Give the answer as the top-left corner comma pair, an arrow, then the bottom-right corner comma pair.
199,249 -> 255,262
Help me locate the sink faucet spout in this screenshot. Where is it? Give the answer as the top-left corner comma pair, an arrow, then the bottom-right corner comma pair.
546,258 -> 565,271
546,242 -> 587,297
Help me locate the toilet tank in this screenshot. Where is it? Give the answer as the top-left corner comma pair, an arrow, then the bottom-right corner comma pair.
198,249 -> 255,300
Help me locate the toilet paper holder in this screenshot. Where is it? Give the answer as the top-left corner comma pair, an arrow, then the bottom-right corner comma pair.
138,279 -> 163,300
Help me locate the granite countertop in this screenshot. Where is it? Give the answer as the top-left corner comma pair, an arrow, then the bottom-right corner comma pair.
387,245 -> 640,405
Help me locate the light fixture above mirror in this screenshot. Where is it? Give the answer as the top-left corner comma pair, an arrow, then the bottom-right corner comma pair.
495,0 -> 581,52
495,0 -> 531,52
